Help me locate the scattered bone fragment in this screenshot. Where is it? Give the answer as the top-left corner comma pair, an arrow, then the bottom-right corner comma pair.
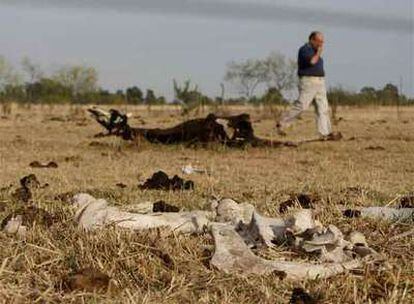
210,223 -> 361,280
238,211 -> 286,247
1,206 -> 55,229
122,201 -> 154,214
285,209 -> 317,234
71,193 -> 381,280
347,231 -> 368,247
73,193 -> 211,233
2,206 -> 55,238
3,215 -> 27,238
241,209 -> 378,263
344,207 -> 414,222
212,198 -> 255,225
181,164 -> 208,175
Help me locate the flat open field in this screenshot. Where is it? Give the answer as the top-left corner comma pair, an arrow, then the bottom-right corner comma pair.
0,104 -> 413,303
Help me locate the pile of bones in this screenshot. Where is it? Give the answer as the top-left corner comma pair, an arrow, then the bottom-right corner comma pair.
48,193 -> 386,281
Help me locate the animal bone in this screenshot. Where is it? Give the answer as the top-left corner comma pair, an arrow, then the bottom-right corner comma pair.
181,164 -> 208,175
212,198 -> 255,225
344,207 -> 414,222
210,223 -> 361,280
3,215 -> 27,238
71,194 -> 380,280
285,209 -> 318,234
238,211 -> 286,247
72,193 -> 212,234
239,209 -> 377,263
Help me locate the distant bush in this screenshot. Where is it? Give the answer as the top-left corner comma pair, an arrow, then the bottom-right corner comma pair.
328,83 -> 411,106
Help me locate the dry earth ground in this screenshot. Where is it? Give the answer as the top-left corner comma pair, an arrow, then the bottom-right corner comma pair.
0,104 -> 413,303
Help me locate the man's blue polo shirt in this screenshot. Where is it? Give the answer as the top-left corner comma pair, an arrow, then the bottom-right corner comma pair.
298,43 -> 325,77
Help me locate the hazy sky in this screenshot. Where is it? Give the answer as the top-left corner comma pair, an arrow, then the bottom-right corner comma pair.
0,0 -> 413,99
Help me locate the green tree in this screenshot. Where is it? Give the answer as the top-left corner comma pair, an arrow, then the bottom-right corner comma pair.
378,83 -> 399,104
21,57 -> 44,102
144,89 -> 157,104
126,86 -> 143,104
53,65 -> 98,99
261,87 -> 284,104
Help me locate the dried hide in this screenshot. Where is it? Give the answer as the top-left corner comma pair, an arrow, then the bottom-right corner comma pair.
88,107 -> 295,148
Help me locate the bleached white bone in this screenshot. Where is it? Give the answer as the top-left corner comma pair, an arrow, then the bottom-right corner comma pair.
212,198 -> 255,225
210,223 -> 361,280
4,215 -> 27,238
358,207 -> 414,222
71,194 -> 380,280
73,193 -> 213,234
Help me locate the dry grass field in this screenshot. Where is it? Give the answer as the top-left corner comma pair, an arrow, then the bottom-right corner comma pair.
0,104 -> 413,303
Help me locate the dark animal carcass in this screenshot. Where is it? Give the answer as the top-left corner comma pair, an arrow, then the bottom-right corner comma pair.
88,107 -> 295,148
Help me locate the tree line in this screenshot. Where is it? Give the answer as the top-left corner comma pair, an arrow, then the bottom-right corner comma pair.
0,54 -> 412,106
0,56 -> 166,105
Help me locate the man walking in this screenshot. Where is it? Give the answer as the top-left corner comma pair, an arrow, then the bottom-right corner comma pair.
277,31 -> 335,139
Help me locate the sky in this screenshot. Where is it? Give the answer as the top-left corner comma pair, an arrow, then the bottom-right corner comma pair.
0,0 -> 413,99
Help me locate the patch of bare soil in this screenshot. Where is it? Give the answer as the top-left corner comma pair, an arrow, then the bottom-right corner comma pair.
60,268 -> 112,293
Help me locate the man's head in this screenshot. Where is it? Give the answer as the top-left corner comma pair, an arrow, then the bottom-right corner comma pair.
308,31 -> 324,50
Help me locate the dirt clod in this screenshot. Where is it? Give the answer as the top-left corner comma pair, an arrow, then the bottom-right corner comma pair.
139,171 -> 194,191
12,174 -> 42,203
399,194 -> 414,208
289,288 -> 318,304
343,209 -> 362,218
62,268 -> 111,293
153,200 -> 180,212
279,194 -> 319,213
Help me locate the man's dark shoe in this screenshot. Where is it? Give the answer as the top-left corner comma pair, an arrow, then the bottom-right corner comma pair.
321,132 -> 343,141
